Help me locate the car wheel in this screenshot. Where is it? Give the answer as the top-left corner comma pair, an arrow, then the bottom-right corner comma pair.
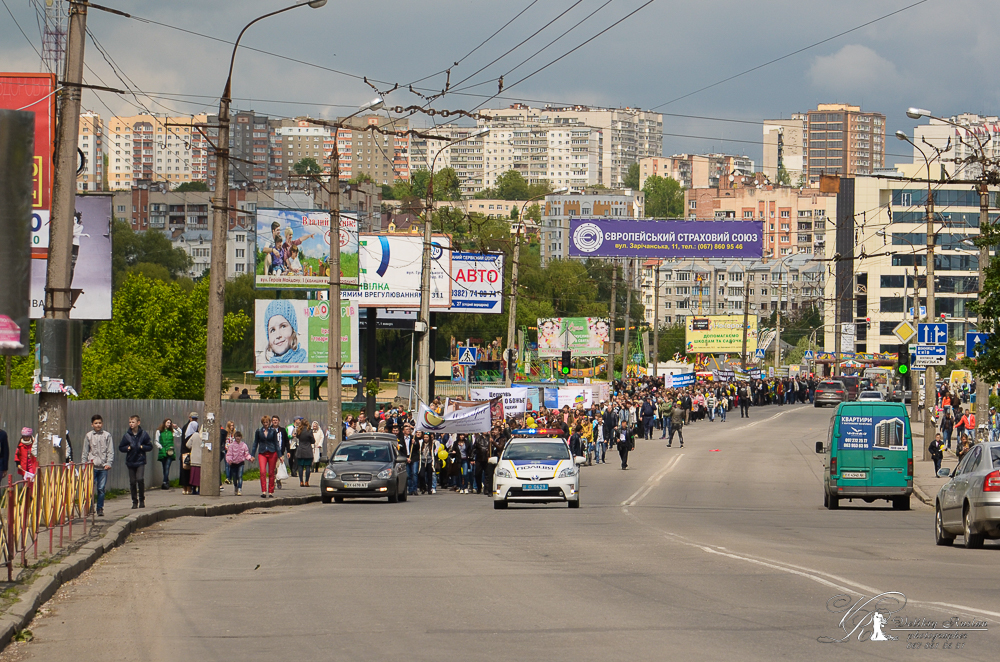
388,486 -> 399,503
963,505 -> 985,549
399,487 -> 408,502
892,496 -> 910,511
493,500 -> 508,510
826,494 -> 839,510
935,506 -> 954,546
334,496 -> 344,503
568,498 -> 580,509
321,494 -> 333,504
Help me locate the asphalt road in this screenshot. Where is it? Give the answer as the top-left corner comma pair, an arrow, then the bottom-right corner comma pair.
5,405 -> 998,661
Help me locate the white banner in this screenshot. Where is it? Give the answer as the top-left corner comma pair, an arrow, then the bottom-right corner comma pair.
557,387 -> 592,410
414,400 -> 492,434
470,388 -> 527,417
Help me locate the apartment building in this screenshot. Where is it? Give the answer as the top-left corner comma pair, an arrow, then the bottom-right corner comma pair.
112,187 -> 315,232
762,114 -> 807,181
638,153 -> 755,190
106,114 -> 208,190
330,115 -> 410,185
684,185 -> 836,257
822,164 -> 994,354
204,110 -> 273,190
540,189 -> 644,264
912,113 -> 1000,179
77,112 -> 104,192
640,255 -> 825,327
273,118 -> 332,189
806,103 -> 885,178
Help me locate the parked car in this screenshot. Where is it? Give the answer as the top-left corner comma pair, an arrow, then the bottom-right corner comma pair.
934,442 -> 1000,548
814,380 -> 848,407
320,433 -> 408,504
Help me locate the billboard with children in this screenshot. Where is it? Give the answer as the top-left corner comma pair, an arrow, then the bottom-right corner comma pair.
536,317 -> 611,358
254,208 -> 359,290
254,298 -> 359,377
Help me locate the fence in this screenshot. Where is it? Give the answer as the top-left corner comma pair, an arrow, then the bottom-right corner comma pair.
0,463 -> 95,579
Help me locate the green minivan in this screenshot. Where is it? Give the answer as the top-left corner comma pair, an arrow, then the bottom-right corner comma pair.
815,401 -> 913,510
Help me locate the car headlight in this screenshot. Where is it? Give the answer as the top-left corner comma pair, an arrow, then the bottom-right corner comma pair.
495,467 -> 513,479
558,465 -> 579,478
324,467 -> 337,479
376,468 -> 393,480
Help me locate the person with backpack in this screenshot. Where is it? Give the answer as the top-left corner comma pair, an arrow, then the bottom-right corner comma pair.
119,415 -> 153,509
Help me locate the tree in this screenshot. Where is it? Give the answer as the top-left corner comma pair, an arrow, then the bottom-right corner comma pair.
292,158 -> 322,176
623,162 -> 640,189
642,175 -> 685,218
969,226 -> 1000,382
350,173 -> 373,185
495,170 -> 529,200
111,219 -> 192,290
777,165 -> 792,186
524,203 -> 542,223
174,181 -> 209,192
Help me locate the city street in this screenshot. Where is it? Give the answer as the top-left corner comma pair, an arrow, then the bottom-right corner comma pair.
5,405 -> 997,661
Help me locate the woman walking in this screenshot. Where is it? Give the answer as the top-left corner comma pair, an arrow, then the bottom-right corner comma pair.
180,412 -> 199,495
225,431 -> 252,496
221,421 -> 236,490
251,416 -> 279,498
154,418 -> 181,490
310,421 -> 324,471
294,420 -> 315,486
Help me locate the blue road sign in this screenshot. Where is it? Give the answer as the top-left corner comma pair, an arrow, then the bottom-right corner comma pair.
914,345 -> 946,357
917,323 -> 948,345
967,332 -> 991,358
754,348 -> 766,359
804,350 -> 814,359
457,347 -> 479,365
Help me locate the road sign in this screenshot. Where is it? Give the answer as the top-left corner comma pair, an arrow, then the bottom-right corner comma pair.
914,354 -> 946,366
917,323 -> 948,345
908,306 -> 927,319
755,348 -> 766,359
914,345 -> 946,357
457,347 -> 479,365
967,332 -> 990,358
804,350 -> 814,360
892,320 -> 916,344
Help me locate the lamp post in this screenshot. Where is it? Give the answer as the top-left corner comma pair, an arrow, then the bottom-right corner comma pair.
418,127 -> 490,406
773,256 -> 795,375
896,126 -> 951,457
505,187 -> 568,386
202,0 -> 326,497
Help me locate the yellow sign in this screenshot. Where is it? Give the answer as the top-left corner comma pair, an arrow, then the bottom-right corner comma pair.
684,315 -> 757,354
892,320 -> 916,343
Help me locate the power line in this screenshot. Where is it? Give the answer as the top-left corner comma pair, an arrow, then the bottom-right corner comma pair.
2,0 -> 43,62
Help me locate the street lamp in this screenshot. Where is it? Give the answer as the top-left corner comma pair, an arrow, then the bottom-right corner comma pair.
505,187 -> 568,386
202,0 -> 326,498
417,127 -> 489,406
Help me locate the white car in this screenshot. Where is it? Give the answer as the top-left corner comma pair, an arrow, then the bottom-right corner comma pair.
489,438 -> 585,509
858,390 -> 885,401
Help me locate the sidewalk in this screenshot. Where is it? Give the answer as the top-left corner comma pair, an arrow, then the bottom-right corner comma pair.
0,470 -> 320,649
910,432 -> 960,506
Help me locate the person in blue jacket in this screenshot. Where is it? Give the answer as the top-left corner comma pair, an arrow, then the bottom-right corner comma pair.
119,415 -> 153,509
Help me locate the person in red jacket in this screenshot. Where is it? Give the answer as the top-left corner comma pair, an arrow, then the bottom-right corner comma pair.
956,409 -> 976,443
14,428 -> 38,481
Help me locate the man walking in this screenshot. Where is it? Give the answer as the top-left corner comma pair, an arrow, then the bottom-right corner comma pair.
668,400 -> 685,449
640,398 -> 655,440
401,424 -> 419,496
616,423 -> 634,470
739,382 -> 751,418
83,414 -> 114,516
119,415 -> 153,509
929,432 -> 945,475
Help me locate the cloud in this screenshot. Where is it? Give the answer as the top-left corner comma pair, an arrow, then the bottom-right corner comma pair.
808,44 -> 901,95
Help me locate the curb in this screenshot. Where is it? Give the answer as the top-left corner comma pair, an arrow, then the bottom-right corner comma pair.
0,494 -> 320,650
912,483 -> 933,506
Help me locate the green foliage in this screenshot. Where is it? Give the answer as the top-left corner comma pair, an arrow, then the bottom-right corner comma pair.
255,379 -> 282,400
623,162 -> 640,189
642,175 -> 685,218
111,219 -> 193,290
292,158 -> 322,176
969,224 -> 1000,382
656,323 -> 686,362
777,165 -> 792,186
407,168 -> 461,201
475,170 -> 552,200
350,173 -> 373,185
785,335 -> 812,365
524,203 -> 542,223
173,181 -> 209,192
80,274 -> 250,399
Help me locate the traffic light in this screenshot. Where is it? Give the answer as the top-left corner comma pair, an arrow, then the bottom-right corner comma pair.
897,343 -> 910,388
506,348 -> 517,375
561,350 -> 572,376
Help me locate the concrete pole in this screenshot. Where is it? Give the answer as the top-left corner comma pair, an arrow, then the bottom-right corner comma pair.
622,259 -> 632,376
39,1 -> 86,466
740,267 -> 750,371
652,264 -> 660,377
417,176 -> 434,407
909,267 -> 918,424
607,264 -> 617,381
505,226 -> 521,387
923,180 -> 937,459
774,269 -> 782,376
327,140 -> 342,456
976,183 -> 990,415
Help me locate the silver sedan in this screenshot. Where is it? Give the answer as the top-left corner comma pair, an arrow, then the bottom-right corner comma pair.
934,442 -> 1000,548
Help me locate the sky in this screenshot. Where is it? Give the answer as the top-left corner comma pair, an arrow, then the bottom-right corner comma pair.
2,0 -> 998,168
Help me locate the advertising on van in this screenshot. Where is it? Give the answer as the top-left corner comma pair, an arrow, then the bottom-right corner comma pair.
838,415 -> 908,451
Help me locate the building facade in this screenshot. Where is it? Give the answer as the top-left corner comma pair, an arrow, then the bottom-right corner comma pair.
912,113 -> 1000,180
77,112 -> 104,191
638,153 -> 755,191
806,103 -> 885,178
762,114 -> 807,182
106,114 -> 208,190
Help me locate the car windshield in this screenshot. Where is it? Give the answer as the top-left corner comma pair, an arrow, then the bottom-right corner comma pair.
332,443 -> 392,463
504,442 -> 571,461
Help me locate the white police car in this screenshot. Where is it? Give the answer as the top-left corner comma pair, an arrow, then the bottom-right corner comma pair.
489,434 -> 585,509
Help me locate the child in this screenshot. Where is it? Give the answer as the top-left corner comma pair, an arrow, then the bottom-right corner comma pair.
14,428 -> 38,481
263,299 -> 308,364
286,245 -> 303,274
264,236 -> 285,274
225,431 -> 252,496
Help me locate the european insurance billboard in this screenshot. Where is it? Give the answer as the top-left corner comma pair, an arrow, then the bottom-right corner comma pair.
568,219 -> 763,259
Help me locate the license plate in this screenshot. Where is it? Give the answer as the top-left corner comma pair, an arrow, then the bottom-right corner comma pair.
524,483 -> 548,491
343,481 -> 369,489
841,472 -> 866,479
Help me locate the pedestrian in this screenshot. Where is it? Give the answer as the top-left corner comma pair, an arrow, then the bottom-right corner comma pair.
225,431 -> 252,496
940,410 -> 954,450
82,415 -> 113,517
956,433 -> 973,463
294,419 -> 314,487
400,423 -> 419,495
929,432 -> 944,475
14,428 -> 37,481
570,424 -> 584,458
0,422 -> 8,486
229,386 -> 241,400
188,417 -> 203,496
238,388 -> 252,400
154,418 -> 181,490
455,434 -> 471,493
270,416 -> 289,490
640,398 -> 655,440
668,400 -> 685,448
180,412 -> 199,495
473,433 -> 490,495
310,421 -> 324,471
119,415 -> 153,509
251,415 -> 280,498
617,423 -> 634,470
418,432 -> 436,494
221,420 -> 236,489
739,382 -> 751,418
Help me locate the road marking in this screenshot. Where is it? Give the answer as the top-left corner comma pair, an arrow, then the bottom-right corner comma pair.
621,454 -> 683,508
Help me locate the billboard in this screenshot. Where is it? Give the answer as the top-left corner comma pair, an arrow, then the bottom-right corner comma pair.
837,415 -> 908,451
568,219 -> 763,259
254,208 -> 359,289
343,234 -> 452,309
450,251 -> 504,313
254,298 -> 359,377
537,317 -> 610,358
30,195 -> 113,319
684,315 -> 757,354
0,73 -> 55,212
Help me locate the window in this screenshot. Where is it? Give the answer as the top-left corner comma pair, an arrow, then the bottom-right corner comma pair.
743,211 -> 754,218
689,200 -> 697,209
780,210 -> 789,218
236,249 -> 245,258
235,263 -> 245,273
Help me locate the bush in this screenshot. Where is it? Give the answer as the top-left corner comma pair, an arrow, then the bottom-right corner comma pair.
256,379 -> 282,400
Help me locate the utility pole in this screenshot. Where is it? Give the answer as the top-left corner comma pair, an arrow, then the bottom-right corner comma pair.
327,139 -> 343,457
38,1 -> 86,466
740,266 -> 750,371
909,267 -> 918,424
923,179 -> 937,459
505,224 -> 522,387
652,263 -> 660,377
622,259 -> 632,377
607,263 -> 617,381
774,270 -> 783,376
976,182 -> 990,415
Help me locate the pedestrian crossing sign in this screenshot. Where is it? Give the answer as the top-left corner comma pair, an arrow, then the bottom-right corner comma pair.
804,350 -> 814,359
457,347 -> 479,365
754,348 -> 766,360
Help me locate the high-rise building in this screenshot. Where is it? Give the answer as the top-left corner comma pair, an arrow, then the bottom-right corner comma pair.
274,118 -> 332,190
206,110 -> 273,189
762,114 -> 807,182
330,115 -> 410,185
106,114 -> 207,190
540,189 -> 644,264
638,153 -> 755,190
77,112 -> 103,192
912,113 -> 1000,179
805,103 -> 885,178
